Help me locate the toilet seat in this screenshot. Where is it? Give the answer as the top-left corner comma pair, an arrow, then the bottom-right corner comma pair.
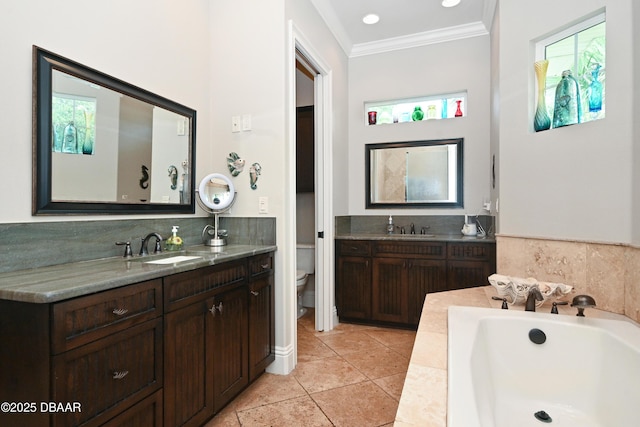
296,269 -> 307,285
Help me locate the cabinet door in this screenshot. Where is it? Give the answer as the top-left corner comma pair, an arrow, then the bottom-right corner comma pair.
407,259 -> 448,325
164,301 -> 214,427
336,256 -> 371,320
372,258 -> 408,324
210,285 -> 249,413
248,274 -> 275,382
448,260 -> 492,290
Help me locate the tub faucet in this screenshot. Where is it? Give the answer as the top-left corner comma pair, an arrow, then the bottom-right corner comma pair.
139,232 -> 163,256
525,286 -> 544,312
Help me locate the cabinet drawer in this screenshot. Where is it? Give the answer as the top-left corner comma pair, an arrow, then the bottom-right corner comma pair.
250,253 -> 273,277
374,241 -> 445,259
337,240 -> 371,256
52,318 -> 162,427
52,279 -> 162,353
101,389 -> 162,427
164,260 -> 247,311
447,243 -> 494,260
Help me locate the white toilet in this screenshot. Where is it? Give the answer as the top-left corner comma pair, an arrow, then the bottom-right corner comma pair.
296,243 -> 315,319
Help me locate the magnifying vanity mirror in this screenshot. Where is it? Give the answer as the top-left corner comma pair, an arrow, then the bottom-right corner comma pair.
366,138 -> 464,208
32,46 -> 197,215
196,173 -> 236,247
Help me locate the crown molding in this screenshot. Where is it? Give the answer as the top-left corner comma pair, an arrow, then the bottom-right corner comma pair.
349,21 -> 489,58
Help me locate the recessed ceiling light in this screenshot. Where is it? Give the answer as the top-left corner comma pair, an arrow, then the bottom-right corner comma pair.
442,0 -> 461,7
362,13 -> 380,25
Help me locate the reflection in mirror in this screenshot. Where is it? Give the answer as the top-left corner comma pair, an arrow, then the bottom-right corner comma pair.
33,46 -> 197,214
366,139 -> 463,208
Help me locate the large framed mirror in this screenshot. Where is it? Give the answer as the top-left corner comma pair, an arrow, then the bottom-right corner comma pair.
366,138 -> 463,208
33,46 -> 197,215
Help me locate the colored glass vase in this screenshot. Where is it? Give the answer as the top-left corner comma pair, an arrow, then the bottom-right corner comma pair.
411,106 -> 424,121
552,70 -> 581,128
454,100 -> 463,117
588,64 -> 603,113
533,60 -> 551,132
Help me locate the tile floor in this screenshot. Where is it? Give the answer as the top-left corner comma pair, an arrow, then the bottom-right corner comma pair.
206,309 -> 416,426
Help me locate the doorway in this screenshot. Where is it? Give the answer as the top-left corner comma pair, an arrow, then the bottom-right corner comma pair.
289,23 -> 336,338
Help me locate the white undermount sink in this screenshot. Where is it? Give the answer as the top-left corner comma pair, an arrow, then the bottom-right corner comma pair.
143,255 -> 202,264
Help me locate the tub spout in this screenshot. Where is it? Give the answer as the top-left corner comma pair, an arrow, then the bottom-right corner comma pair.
525,286 -> 544,312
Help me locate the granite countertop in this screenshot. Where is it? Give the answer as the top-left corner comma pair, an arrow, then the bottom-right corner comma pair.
394,286 -> 634,426
0,244 -> 276,304
335,233 -> 495,243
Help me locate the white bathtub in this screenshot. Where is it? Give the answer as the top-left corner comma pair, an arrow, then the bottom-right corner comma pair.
448,306 -> 640,427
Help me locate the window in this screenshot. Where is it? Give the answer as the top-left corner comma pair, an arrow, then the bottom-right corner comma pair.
365,91 -> 467,126
536,12 -> 605,126
52,93 -> 97,154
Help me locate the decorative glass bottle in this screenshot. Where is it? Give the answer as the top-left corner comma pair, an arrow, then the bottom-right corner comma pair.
454,100 -> 463,117
411,106 -> 424,121
588,64 -> 603,113
552,70 -> 581,128
533,60 -> 551,132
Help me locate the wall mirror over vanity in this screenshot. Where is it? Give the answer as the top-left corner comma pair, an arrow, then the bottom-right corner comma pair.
32,46 -> 197,215
365,138 -> 463,209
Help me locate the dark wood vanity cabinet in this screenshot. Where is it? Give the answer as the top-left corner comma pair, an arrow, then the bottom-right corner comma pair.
0,251 -> 275,427
336,239 -> 495,327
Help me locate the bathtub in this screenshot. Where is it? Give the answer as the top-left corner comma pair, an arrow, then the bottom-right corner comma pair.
447,306 -> 640,427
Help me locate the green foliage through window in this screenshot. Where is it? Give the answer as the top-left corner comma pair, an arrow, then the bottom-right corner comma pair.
52,93 -> 97,155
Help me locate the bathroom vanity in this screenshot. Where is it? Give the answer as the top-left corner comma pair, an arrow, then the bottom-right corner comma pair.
0,245 -> 275,427
335,235 -> 495,327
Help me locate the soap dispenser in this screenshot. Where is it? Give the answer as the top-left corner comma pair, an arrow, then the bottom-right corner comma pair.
387,216 -> 395,234
165,225 -> 184,251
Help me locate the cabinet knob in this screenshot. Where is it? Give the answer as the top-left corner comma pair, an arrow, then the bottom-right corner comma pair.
112,370 -> 129,380
112,308 -> 129,316
209,302 -> 224,316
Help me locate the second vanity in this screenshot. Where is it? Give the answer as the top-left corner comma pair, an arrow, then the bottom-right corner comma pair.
0,244 -> 276,427
335,234 -> 495,328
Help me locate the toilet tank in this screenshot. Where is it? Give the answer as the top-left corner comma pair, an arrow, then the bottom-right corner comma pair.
296,243 -> 315,274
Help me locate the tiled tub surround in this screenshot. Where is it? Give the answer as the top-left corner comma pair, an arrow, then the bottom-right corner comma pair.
497,235 -> 640,324
0,217 -> 275,274
394,286 -> 638,426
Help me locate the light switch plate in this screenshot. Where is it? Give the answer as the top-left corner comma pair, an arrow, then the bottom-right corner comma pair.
258,196 -> 268,214
232,116 -> 241,133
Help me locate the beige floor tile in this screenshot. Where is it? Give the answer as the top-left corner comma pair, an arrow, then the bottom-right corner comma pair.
230,373 -> 307,412
297,329 -> 338,362
342,346 -> 409,380
317,330 -> 387,356
237,395 -> 332,426
373,372 -> 407,401
364,328 -> 416,348
204,404 -> 240,426
311,381 -> 398,427
293,355 -> 367,393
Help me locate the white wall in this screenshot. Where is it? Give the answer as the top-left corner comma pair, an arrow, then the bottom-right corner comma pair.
497,0 -> 635,244
348,36 -> 492,217
633,1 -> 640,245
0,0 -> 212,223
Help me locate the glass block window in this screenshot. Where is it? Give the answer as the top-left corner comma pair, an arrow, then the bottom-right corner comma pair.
365,91 -> 467,126
536,11 -> 605,126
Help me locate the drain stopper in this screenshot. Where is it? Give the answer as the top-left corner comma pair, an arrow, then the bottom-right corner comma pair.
534,410 -> 552,423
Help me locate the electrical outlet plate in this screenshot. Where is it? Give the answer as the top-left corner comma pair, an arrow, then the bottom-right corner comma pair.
258,196 -> 268,214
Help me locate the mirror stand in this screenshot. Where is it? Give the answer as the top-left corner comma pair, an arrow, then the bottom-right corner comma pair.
198,197 -> 236,247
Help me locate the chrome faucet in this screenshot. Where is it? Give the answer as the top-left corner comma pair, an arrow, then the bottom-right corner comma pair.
525,286 -> 544,311
420,225 -> 430,235
139,232 -> 163,256
410,223 -> 416,234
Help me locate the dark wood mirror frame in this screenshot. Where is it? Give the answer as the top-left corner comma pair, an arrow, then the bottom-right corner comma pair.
32,46 -> 197,215
365,138 -> 464,209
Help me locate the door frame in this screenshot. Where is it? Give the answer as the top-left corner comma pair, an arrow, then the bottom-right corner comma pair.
287,21 -> 336,339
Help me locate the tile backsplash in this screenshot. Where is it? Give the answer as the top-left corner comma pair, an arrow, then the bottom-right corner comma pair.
336,215 -> 494,236
0,217 -> 275,274
497,235 -> 640,324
